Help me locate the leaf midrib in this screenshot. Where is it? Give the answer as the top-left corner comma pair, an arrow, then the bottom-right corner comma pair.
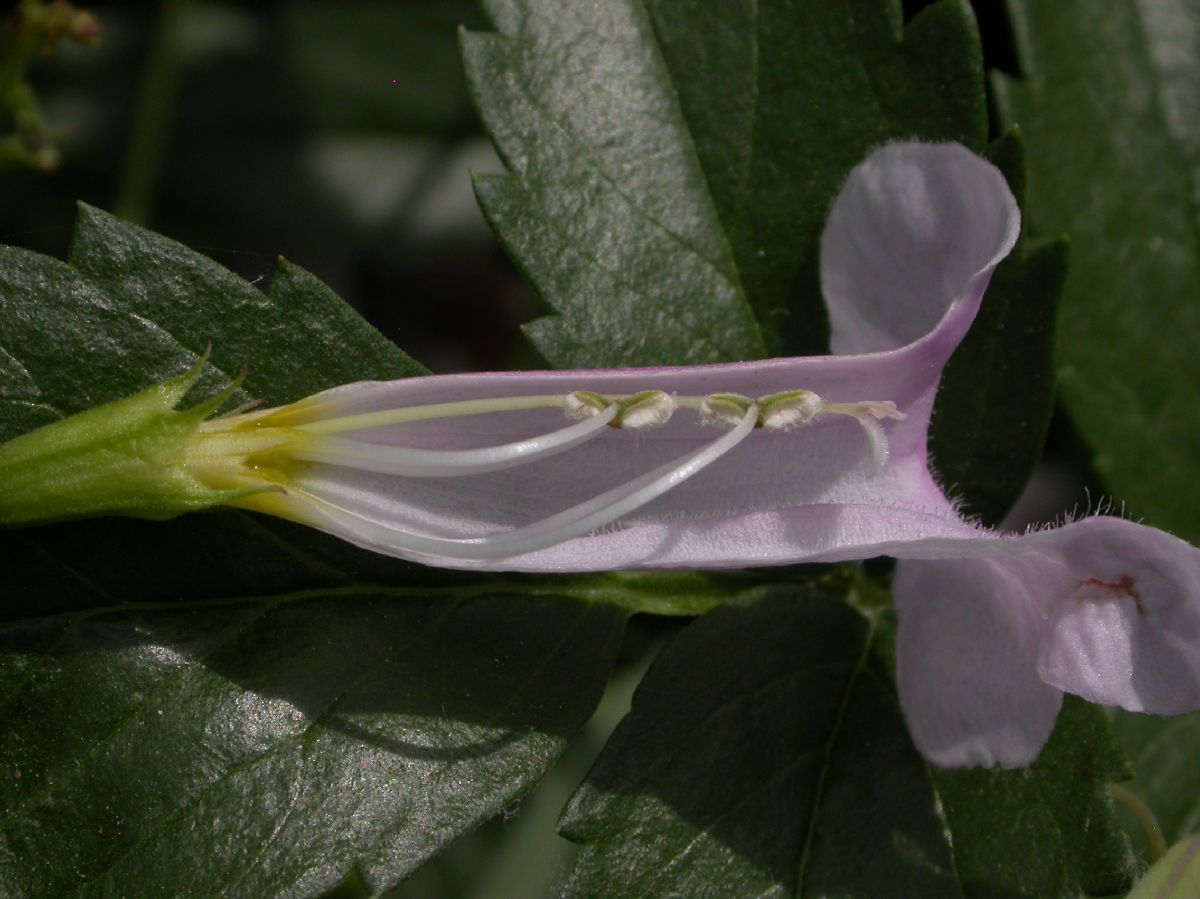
792,612 -> 876,894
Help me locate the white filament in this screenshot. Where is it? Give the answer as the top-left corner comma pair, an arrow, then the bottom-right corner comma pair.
293,394 -> 568,435
855,415 -> 891,473
288,403 -> 619,477
294,404 -> 760,561
819,399 -> 904,472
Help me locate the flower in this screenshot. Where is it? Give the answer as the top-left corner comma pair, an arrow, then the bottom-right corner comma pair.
229,141 -> 1200,767
893,518 -> 1200,767
193,142 -> 1012,572
3,141 -> 1198,768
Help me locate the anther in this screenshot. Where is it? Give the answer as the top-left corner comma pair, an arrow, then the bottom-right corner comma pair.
566,390 -> 611,420
614,391 -> 676,430
758,390 -> 824,430
700,393 -> 754,428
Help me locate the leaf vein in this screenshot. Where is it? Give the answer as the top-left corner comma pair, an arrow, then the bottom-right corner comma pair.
792,614 -> 876,894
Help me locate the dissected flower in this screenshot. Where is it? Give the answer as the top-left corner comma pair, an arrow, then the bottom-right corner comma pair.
2,141 -> 1197,768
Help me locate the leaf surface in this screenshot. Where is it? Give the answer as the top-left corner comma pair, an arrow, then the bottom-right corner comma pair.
933,699 -> 1134,898
994,0 -> 1200,540
0,211 -> 628,896
559,588 -> 1134,898
462,0 -> 988,367
1113,709 -> 1200,860
0,591 -> 623,897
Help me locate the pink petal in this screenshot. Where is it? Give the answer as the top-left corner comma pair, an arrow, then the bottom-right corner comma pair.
822,141 -> 1020,356
1034,517 -> 1200,714
894,555 -> 1064,768
893,516 -> 1200,764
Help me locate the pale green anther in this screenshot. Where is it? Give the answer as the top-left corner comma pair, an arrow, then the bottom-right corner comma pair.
613,390 -> 675,429
699,393 -> 754,428
0,355 -> 273,526
758,389 -> 824,430
566,390 -> 612,417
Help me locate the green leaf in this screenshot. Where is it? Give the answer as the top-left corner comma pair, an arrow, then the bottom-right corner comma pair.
930,129 -> 1065,526
65,203 -> 429,405
0,209 -> 630,895
933,698 -> 1135,898
558,587 -> 958,898
558,588 -> 1135,898
0,202 -> 425,444
1113,709 -> 1200,858
0,591 -> 624,897
993,0 -> 1200,541
462,0 -> 988,367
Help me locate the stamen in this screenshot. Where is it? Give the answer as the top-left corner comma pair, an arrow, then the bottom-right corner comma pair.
700,393 -> 754,428
853,415 -> 891,472
271,394 -> 570,434
759,390 -> 823,430
820,400 -> 906,473
287,402 -> 619,477
823,399 -> 906,421
288,402 -> 760,560
569,390 -> 677,429
208,384 -> 902,501
614,390 -> 675,430
566,390 -> 611,419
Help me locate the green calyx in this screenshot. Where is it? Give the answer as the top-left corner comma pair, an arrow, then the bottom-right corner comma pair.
0,353 -> 270,527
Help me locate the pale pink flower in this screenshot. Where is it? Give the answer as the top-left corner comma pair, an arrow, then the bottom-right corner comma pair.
194,142 -> 1200,767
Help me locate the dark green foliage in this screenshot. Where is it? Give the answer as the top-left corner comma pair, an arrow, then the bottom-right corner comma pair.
0,591 -> 623,896
994,0 -> 1200,542
934,699 -> 1134,898
930,129 -> 1064,526
559,591 -> 1134,898
463,0 -> 987,367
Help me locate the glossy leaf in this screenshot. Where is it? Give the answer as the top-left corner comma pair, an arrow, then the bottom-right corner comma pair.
933,699 -> 1135,898
994,0 -> 1200,541
0,591 -> 623,897
559,588 -> 1135,898
0,211 -> 631,896
558,586 -> 961,897
462,0 -> 988,367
